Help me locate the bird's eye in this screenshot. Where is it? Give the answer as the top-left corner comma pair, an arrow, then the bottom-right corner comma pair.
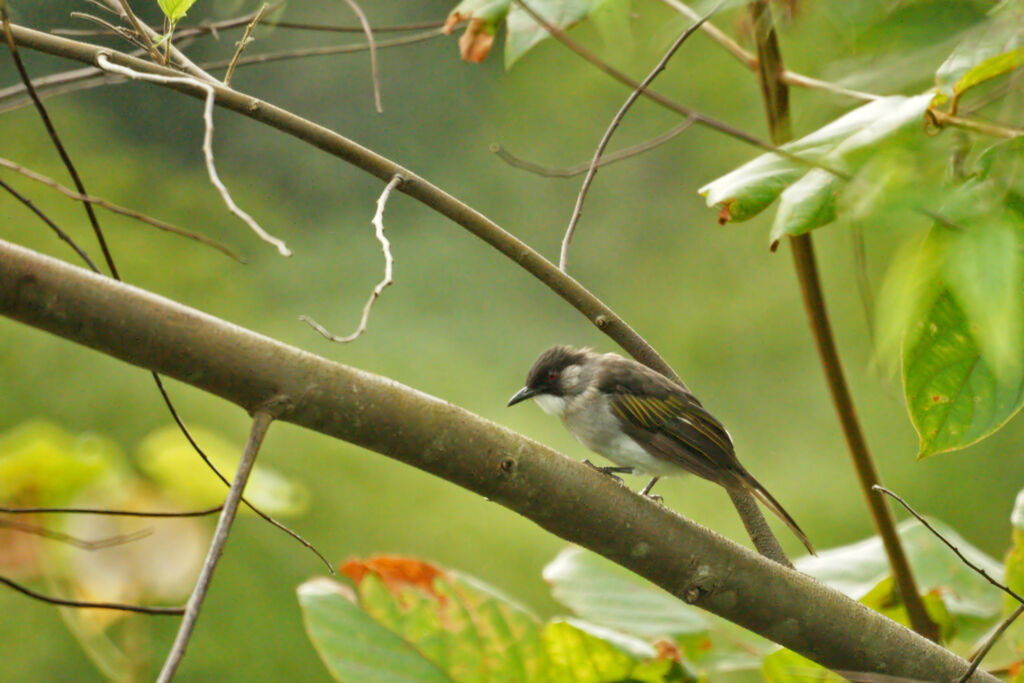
546,370 -> 559,383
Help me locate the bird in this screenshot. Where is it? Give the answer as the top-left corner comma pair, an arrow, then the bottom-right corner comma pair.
507,345 -> 814,555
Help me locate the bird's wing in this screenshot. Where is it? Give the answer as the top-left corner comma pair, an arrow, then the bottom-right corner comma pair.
599,358 -> 739,483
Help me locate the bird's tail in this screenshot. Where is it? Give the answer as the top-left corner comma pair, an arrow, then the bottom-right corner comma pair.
737,472 -> 816,556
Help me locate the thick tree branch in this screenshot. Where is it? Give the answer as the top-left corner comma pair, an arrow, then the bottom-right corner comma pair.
0,239 -> 996,681
5,22 -> 678,381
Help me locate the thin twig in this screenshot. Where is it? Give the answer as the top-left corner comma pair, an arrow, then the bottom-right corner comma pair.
926,108 -> 1023,139
658,0 -> 879,102
302,175 -> 403,342
0,517 -> 152,550
200,29 -> 443,71
0,177 -> 100,271
0,504 -> 222,517
55,17 -> 446,37
156,411 -> 274,683
339,0 -> 382,113
223,3 -> 270,86
0,157 -> 244,261
560,5 -> 717,271
1,7 -> 120,278
149,377 -> 334,573
97,54 -> 291,256
873,486 -> 1024,604
492,117 -> 696,178
113,0 -> 160,61
961,605 -> 1024,683
0,575 -> 183,614
872,486 -> 1024,681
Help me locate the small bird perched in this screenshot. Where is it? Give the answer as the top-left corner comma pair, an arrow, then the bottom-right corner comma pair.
508,345 -> 814,555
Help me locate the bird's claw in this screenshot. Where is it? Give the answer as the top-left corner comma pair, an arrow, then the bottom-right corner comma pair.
582,459 -> 634,484
645,493 -> 664,504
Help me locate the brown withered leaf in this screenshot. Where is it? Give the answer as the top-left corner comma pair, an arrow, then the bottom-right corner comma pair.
340,555 -> 446,597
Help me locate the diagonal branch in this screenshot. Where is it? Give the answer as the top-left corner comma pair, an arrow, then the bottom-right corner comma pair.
560,5 -> 715,272
5,24 -> 680,380
0,239 -> 996,681
156,411 -> 275,683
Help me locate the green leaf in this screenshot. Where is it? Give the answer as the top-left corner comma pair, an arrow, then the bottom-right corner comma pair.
859,576 -> 955,641
505,0 -> 613,68
954,46 -> 1024,97
796,518 -> 1004,635
297,578 -> 452,683
539,620 -> 651,682
936,1 -> 1024,97
543,547 -> 708,638
762,648 -> 842,682
941,196 -> 1022,377
448,0 -> 511,24
544,547 -> 770,674
136,425 -> 309,515
904,288 -> 1024,458
0,421 -> 121,504
157,0 -> 198,24
699,96 -> 931,224
768,169 -> 840,246
825,93 -> 934,171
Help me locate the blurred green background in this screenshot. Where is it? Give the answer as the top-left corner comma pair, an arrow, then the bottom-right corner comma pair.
0,0 -> 1016,679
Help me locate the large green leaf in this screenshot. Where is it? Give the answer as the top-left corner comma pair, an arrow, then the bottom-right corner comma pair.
297,578 -> 452,683
904,288 -> 1024,458
699,95 -> 931,225
505,0 -> 617,68
544,547 -> 770,674
543,546 -> 708,638
301,556 -> 685,682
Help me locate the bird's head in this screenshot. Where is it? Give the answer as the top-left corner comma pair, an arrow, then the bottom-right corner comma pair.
507,346 -> 592,416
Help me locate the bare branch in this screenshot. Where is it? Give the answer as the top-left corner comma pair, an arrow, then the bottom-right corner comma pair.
302,174 -> 403,343
112,0 -> 161,61
0,517 -> 152,550
150,376 -> 334,573
96,54 -> 292,256
1,7 -> 119,278
874,486 -> 1024,605
223,3 -> 271,86
0,240 -> 998,681
0,574 -> 183,614
199,29 -> 444,71
658,0 -> 880,102
491,117 -> 695,178
156,411 -> 274,683
0,177 -> 100,271
0,157 -> 244,261
339,0 -> 382,112
926,108 -> 1023,139
0,504 -> 223,517
962,605 -> 1024,683
560,3 -> 718,272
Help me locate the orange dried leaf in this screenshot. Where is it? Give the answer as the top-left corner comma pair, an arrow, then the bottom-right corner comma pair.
717,202 -> 734,225
654,639 -> 684,661
459,18 -> 495,63
340,555 -> 446,597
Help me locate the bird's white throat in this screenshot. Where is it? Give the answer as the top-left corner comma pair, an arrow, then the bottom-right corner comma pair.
533,393 -> 568,417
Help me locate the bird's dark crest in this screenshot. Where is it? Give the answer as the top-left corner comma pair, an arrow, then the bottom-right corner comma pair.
525,345 -> 589,388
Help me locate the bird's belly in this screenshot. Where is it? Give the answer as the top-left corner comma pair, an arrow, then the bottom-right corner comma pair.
566,415 -> 684,476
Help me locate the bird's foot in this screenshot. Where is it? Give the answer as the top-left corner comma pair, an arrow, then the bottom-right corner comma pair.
583,460 -> 634,484
639,477 -> 663,504
645,493 -> 664,505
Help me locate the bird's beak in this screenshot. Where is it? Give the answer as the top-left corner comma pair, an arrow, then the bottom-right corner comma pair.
507,386 -> 538,407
